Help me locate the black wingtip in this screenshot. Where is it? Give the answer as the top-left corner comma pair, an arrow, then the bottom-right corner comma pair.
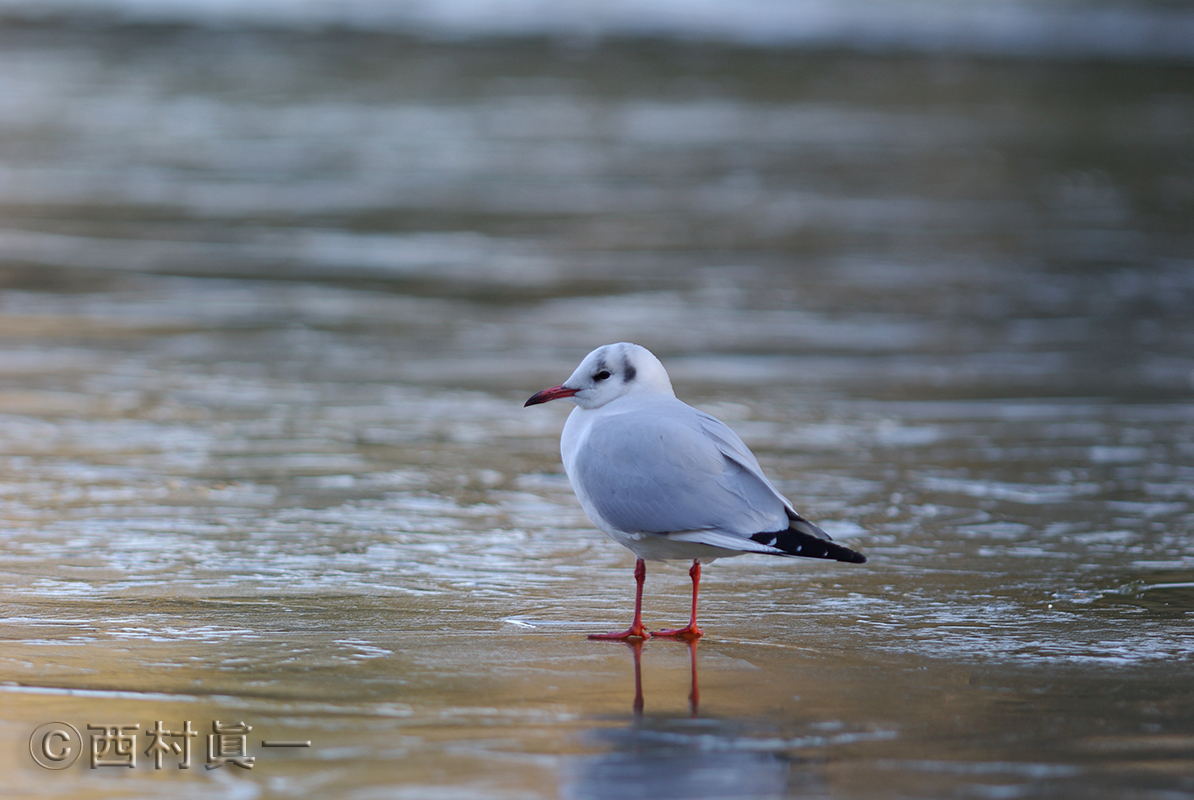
750,527 -> 867,564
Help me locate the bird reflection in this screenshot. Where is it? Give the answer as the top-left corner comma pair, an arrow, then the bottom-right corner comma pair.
620,638 -> 699,718
563,639 -> 805,800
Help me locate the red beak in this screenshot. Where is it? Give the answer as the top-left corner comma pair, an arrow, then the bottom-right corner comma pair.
524,384 -> 579,407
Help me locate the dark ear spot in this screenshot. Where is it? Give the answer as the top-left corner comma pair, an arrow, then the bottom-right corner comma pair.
621,355 -> 636,383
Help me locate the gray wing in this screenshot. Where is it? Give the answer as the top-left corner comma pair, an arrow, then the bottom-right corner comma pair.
569,403 -> 791,538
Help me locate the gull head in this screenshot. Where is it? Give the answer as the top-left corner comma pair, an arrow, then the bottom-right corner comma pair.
525,342 -> 675,410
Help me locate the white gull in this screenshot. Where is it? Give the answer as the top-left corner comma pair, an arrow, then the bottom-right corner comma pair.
525,342 -> 866,640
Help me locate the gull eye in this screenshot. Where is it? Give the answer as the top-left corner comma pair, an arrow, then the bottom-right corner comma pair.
594,370 -> 611,382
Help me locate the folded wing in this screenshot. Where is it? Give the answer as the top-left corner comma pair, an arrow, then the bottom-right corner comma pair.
569,402 -> 791,543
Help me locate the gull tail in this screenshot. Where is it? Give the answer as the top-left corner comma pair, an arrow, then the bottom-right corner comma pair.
750,514 -> 867,564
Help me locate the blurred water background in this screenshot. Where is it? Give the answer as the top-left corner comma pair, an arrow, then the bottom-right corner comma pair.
0,0 -> 1193,798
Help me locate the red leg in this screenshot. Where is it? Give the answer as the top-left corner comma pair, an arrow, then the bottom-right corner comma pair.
652,559 -> 704,640
589,558 -> 649,640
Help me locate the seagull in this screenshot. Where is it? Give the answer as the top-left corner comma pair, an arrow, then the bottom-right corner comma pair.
525,342 -> 865,640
